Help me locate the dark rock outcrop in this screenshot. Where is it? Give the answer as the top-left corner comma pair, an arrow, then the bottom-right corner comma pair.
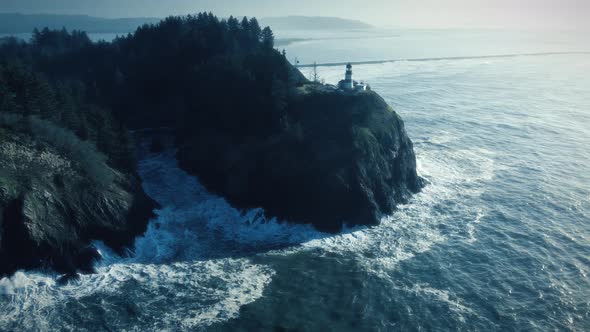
0,132 -> 156,277
178,85 -> 423,232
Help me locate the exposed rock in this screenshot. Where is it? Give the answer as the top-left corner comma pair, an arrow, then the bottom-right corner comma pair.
0,132 -> 156,277
178,85 -> 423,232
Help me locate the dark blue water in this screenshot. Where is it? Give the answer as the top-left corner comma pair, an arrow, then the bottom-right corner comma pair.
1,30 -> 589,331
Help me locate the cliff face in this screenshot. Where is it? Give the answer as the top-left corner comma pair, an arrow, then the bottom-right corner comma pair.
0,17 -> 421,278
0,131 -> 156,277
178,86 -> 423,232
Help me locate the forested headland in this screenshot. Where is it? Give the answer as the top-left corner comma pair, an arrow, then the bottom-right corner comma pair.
0,12 -> 421,277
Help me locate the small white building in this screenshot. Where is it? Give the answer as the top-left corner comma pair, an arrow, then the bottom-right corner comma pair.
354,82 -> 368,91
338,63 -> 368,92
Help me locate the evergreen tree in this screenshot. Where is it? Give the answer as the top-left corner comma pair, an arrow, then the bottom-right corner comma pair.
0,12 -> 297,169
249,17 -> 262,42
261,26 -> 275,49
227,16 -> 240,35
240,16 -> 250,30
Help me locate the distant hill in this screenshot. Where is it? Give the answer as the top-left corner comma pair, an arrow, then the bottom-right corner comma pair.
0,14 -> 373,34
261,16 -> 373,30
0,13 -> 159,33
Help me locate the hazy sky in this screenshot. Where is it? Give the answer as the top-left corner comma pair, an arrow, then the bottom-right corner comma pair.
1,0 -> 588,30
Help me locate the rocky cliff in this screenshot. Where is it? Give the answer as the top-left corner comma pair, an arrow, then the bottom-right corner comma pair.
178,85 -> 423,232
0,127 -> 156,277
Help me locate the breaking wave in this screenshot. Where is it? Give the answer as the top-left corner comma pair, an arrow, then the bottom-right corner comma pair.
0,147 -> 326,330
0,129 -> 490,330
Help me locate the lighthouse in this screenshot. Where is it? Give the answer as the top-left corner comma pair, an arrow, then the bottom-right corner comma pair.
339,63 -> 354,90
345,63 -> 353,82
338,63 -> 368,91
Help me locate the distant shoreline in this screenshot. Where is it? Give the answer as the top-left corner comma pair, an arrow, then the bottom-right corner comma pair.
0,13 -> 159,34
0,13 -> 374,34
260,16 -> 373,30
0,32 -> 126,43
296,51 -> 590,67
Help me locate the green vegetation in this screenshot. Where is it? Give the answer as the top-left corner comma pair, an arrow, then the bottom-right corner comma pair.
0,13 -> 300,154
0,11 -> 420,235
0,114 -> 114,187
353,126 -> 379,154
0,62 -> 135,175
0,172 -> 18,198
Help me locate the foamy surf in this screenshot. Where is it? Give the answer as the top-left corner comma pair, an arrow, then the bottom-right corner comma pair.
0,124 -> 492,330
0,259 -> 274,330
0,139 -> 485,330
0,150 -> 301,330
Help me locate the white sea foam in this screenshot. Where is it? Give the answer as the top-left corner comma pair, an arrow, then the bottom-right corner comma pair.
288,59 -> 499,283
0,260 -> 274,330
0,119 -> 495,330
265,132 -> 495,282
466,208 -> 485,244
135,150 -> 325,252
0,150 -> 289,330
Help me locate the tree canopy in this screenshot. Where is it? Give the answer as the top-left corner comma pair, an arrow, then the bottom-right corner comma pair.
0,13 -> 298,171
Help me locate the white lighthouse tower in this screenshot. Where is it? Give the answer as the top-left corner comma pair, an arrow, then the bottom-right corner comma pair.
345,63 -> 353,82
339,63 -> 354,90
338,63 -> 367,91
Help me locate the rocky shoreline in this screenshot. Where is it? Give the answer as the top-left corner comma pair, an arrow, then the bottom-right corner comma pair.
177,86 -> 423,232
0,131 -> 157,278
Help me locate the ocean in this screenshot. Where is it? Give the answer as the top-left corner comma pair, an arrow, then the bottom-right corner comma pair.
0,32 -> 125,42
1,29 -> 589,331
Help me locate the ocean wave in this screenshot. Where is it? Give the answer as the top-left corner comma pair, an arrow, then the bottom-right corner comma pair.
135,150 -> 326,253
396,283 -> 477,321
0,259 -> 274,330
266,134 -> 495,284
0,149 -> 302,330
0,128 -> 494,330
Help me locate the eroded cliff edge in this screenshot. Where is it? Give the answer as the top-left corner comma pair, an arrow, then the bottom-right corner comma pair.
0,122 -> 156,277
0,16 -> 422,277
177,85 -> 423,232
